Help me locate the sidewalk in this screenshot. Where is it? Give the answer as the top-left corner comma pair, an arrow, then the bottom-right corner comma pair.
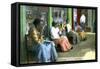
57,33 -> 95,61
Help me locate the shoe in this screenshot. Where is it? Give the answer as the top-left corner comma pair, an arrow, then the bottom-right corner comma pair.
70,46 -> 73,50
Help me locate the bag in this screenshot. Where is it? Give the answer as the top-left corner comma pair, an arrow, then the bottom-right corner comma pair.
78,32 -> 87,41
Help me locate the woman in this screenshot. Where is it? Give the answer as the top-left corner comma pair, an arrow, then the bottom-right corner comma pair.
80,13 -> 86,32
51,21 -> 72,52
28,18 -> 57,63
64,19 -> 80,44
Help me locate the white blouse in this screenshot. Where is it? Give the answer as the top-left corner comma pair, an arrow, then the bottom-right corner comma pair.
51,27 -> 60,39
80,14 -> 86,23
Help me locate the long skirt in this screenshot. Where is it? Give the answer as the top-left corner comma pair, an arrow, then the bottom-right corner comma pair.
54,36 -> 72,52
33,41 -> 58,63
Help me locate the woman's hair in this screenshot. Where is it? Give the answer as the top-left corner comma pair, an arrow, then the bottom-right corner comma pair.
33,18 -> 41,27
52,21 -> 57,27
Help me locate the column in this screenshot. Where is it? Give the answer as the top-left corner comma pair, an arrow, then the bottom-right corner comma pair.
87,9 -> 93,32
20,6 -> 27,64
48,7 -> 53,38
48,7 -> 53,28
67,8 -> 72,29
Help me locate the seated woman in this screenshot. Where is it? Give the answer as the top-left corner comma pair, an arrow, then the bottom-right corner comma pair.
50,21 -> 72,52
28,18 -> 57,63
74,22 -> 87,41
63,19 -> 80,44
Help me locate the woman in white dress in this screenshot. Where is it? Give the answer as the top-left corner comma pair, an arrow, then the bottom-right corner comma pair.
51,21 -> 72,52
